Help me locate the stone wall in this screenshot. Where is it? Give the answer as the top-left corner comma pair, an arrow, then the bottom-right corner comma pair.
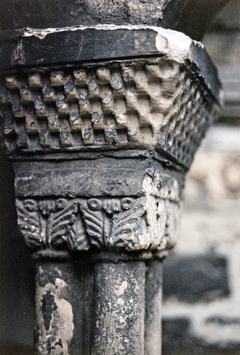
162,1 -> 240,352
162,126 -> 240,354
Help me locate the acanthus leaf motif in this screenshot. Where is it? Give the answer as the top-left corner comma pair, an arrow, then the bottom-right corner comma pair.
53,199 -> 90,251
16,198 -> 90,251
16,193 -> 181,252
16,199 -> 42,249
66,218 -> 90,251
109,197 -> 147,249
49,199 -> 78,248
80,199 -> 104,249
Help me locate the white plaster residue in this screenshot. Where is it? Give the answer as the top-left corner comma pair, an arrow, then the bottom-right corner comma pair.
141,171 -> 181,249
137,231 -> 151,250
117,297 -> 124,305
36,278 -> 74,355
193,40 -> 205,50
21,25 -> 201,65
21,24 -> 151,38
54,279 -> 74,352
143,171 -> 180,203
119,315 -> 126,324
155,27 -> 194,62
170,179 -> 180,201
143,174 -> 153,195
22,24 -> 158,39
114,275 -> 128,296
16,176 -> 33,181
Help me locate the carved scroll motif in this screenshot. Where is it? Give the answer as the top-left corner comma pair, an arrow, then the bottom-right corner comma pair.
16,195 -> 181,252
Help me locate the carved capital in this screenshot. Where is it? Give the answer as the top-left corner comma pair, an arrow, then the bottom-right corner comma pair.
0,27 -> 220,169
1,55 -> 218,169
0,26 -> 221,255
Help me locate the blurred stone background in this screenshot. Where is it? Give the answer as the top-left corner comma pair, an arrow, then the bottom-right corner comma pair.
0,0 -> 240,354
162,1 -> 240,353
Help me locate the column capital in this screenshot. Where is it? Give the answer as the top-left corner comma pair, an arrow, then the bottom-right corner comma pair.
0,26 -> 221,254
0,27 -> 220,164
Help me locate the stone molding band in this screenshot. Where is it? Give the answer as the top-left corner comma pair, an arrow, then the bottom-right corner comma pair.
32,249 -> 163,262
16,194 -> 180,252
0,25 -> 221,100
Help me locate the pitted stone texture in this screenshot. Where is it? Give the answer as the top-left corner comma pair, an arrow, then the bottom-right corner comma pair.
0,57 -> 218,168
82,0 -> 170,25
92,261 -> 145,355
0,0 -> 229,40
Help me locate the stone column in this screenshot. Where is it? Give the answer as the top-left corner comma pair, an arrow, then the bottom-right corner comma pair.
0,2 -> 222,354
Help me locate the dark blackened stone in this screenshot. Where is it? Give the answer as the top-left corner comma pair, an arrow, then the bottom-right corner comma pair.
0,340 -> 33,355
163,254 -> 229,303
41,290 -> 58,331
0,0 -> 229,40
161,0 -> 230,40
162,318 -> 240,355
0,147 -> 35,349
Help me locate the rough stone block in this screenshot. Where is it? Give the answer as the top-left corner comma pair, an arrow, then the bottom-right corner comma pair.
162,318 -> 240,355
163,254 -> 229,303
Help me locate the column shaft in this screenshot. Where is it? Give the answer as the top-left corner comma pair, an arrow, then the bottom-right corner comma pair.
92,259 -> 146,355
145,259 -> 163,355
34,252 -> 94,355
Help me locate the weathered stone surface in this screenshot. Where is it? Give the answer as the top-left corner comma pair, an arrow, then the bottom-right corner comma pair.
0,32 -> 220,169
0,24 -> 221,257
145,259 -> 163,355
0,0 -> 229,40
13,157 -> 182,198
0,26 -> 221,258
92,260 -> 145,355
15,173 -> 181,252
0,0 -> 223,353
34,251 -> 94,355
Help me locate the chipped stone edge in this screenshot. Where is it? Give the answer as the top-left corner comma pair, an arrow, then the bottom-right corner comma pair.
0,24 -> 221,102
22,24 -> 199,62
20,24 -> 222,102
